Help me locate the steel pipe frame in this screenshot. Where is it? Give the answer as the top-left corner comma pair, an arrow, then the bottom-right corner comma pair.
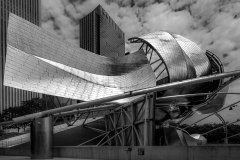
103,96 -> 147,146
156,92 -> 240,101
191,74 -> 240,112
69,96 -> 148,146
224,132 -> 240,140
103,94 -> 155,146
1,70 -> 240,126
47,106 -> 111,127
178,74 -> 240,124
53,109 -> 109,126
78,132 -> 108,146
77,94 -> 154,146
100,126 -> 131,146
53,104 -> 116,117
73,97 -> 145,146
137,40 -> 170,83
214,113 -> 228,144
202,118 -> 240,136
183,100 -> 240,130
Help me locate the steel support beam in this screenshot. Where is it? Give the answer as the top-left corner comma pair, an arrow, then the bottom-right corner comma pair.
1,70 -> 240,126
30,116 -> 53,159
102,93 -> 155,146
184,100 -> 240,130
143,94 -> 155,146
202,118 -> 240,135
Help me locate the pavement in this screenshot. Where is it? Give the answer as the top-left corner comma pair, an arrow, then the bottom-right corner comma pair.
0,156 -> 98,160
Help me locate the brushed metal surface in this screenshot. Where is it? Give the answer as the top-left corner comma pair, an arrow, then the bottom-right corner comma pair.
31,116 -> 53,159
4,14 -> 229,119
138,31 -> 197,82
4,14 -> 156,103
172,34 -> 211,77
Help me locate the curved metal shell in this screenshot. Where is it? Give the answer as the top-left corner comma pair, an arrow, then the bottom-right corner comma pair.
172,34 -> 211,77
195,51 -> 226,114
137,32 -> 197,83
4,14 -> 156,103
196,86 -> 229,114
129,32 -> 225,116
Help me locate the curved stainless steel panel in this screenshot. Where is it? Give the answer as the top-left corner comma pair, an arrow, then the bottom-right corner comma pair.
172,34 -> 211,77
138,32 -> 197,82
130,32 -> 225,116
5,14 -> 227,118
4,14 -> 156,103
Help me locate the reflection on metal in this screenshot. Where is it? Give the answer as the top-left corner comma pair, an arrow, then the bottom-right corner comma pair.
172,34 -> 211,77
4,14 -> 156,103
129,32 -> 211,83
189,134 -> 207,145
129,32 -> 227,116
161,126 -> 206,146
31,116 -> 53,159
3,12 -> 240,148
161,126 -> 207,146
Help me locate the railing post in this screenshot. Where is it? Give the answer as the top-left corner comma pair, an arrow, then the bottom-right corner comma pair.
31,116 -> 53,159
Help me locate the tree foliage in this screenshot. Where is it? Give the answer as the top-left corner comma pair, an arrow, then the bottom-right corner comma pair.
0,96 -> 57,132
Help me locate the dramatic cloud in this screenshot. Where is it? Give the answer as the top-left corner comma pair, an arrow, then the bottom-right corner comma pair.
41,0 -> 240,122
41,0 -> 240,70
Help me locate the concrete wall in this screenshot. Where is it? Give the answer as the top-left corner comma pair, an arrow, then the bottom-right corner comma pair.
54,146 -> 188,160
0,146 -> 30,157
1,145 -> 240,160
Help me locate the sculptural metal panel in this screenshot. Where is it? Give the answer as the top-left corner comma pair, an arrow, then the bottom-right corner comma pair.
4,14 -> 156,103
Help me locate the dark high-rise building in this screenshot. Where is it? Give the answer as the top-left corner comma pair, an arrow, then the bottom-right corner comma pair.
0,0 -> 41,113
79,5 -> 125,57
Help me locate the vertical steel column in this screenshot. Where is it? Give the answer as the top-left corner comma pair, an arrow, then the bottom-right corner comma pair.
131,103 -> 136,146
31,116 -> 53,159
144,94 -> 155,146
113,112 -> 119,145
121,107 -> 125,146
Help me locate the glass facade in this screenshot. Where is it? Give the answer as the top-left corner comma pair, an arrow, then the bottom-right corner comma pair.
4,14 -> 156,103
0,0 -> 41,113
79,5 -> 125,57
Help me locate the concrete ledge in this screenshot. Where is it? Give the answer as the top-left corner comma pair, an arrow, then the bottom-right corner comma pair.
0,147 -> 30,157
1,145 -> 240,160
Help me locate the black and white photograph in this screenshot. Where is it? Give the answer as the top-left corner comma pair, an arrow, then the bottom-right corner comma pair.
1,0 -> 240,159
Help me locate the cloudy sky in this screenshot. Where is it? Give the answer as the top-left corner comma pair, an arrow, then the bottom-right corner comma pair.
41,0 -> 240,124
